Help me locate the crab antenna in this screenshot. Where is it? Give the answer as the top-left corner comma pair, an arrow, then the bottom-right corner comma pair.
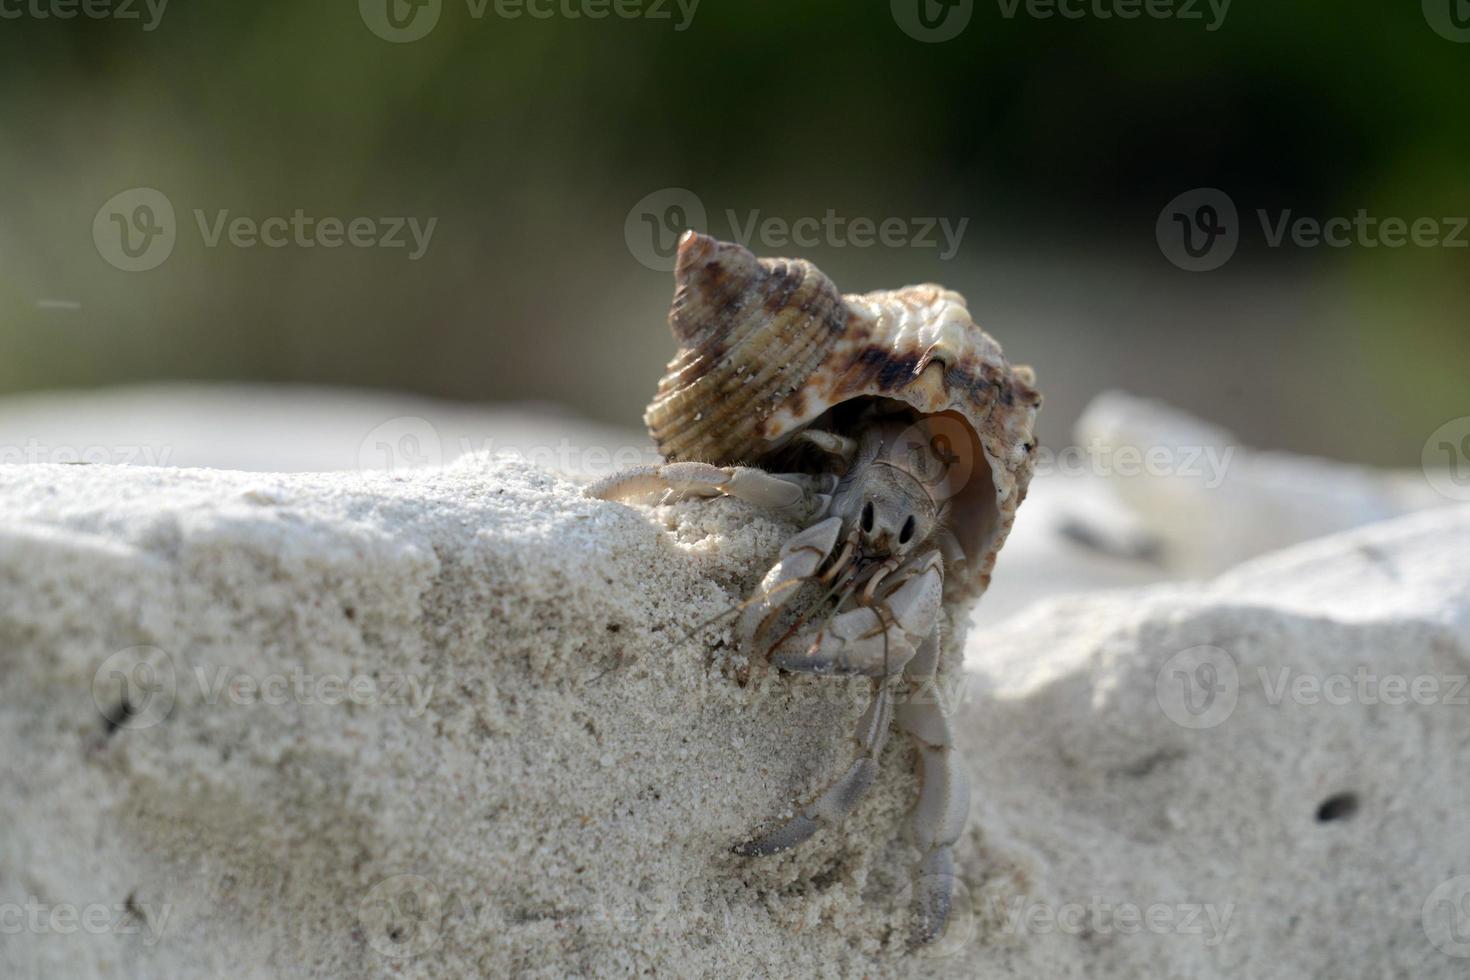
767,559 -> 858,659
680,575 -> 813,642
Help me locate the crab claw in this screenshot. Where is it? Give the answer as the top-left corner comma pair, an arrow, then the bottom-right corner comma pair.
771,608 -> 916,677
737,516 -> 844,656
769,555 -> 943,678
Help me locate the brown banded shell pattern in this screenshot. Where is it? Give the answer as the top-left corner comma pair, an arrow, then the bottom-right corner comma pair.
645,232 -> 850,465
643,231 -> 1041,599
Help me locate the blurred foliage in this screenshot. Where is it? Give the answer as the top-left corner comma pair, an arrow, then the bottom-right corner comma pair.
0,0 -> 1465,463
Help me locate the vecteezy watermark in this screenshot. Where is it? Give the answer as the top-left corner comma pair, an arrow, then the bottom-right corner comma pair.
885,874 -> 975,957
359,0 -> 443,41
1155,188 -> 1239,272
357,416 -> 661,474
357,873 -> 687,956
624,188 -> 969,272
1258,667 -> 1469,709
1423,875 -> 1470,958
93,187 -> 177,272
623,188 -> 709,272
990,895 -> 1235,946
893,0 -> 1228,41
91,647 -> 436,729
1422,417 -> 1470,502
0,897 -> 171,946
0,0 -> 168,30
1157,646 -> 1470,730
724,210 -> 969,262
893,414 -> 978,507
193,666 -> 434,716
0,439 -> 173,466
996,0 -> 1230,31
92,646 -> 178,731
891,0 -> 974,43
1157,187 -> 1470,271
194,210 -> 437,261
1156,645 -> 1239,730
359,875 -> 445,958
93,188 -> 438,272
1034,440 -> 1236,488
360,417 -> 446,472
359,0 -> 698,43
1423,0 -> 1470,43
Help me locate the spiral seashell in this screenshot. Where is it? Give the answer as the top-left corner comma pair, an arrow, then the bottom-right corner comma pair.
643,231 -> 1041,598
645,233 -> 850,465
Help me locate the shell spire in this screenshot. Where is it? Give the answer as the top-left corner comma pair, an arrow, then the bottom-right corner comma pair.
667,231 -> 764,347
646,232 -> 849,465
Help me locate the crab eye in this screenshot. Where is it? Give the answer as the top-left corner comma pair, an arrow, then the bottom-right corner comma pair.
860,501 -> 875,533
899,515 -> 917,545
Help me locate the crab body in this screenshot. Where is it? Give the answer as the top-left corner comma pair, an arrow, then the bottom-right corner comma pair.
588,232 -> 1040,945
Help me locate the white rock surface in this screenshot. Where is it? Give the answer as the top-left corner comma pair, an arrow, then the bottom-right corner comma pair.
1070,391 -> 1449,576
2,457 -> 1468,979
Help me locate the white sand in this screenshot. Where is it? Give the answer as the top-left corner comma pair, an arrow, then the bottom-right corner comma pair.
2,445 -> 1468,978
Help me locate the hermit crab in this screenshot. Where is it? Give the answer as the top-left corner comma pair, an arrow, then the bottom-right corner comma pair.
589,232 -> 1040,943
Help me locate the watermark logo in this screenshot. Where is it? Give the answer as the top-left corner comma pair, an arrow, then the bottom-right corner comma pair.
891,873 -> 975,956
357,416 -> 663,475
1157,654 -> 1467,729
892,0 -> 973,42
894,414 -> 976,507
1156,188 -> 1238,272
624,187 -> 708,272
92,646 -> 178,731
0,897 -> 171,946
1034,440 -> 1236,488
624,189 -> 970,271
1159,188 -> 1469,271
1259,667 -> 1468,708
94,187 -> 176,272
359,874 -> 444,958
193,210 -> 437,259
1423,875 -> 1470,958
1422,417 -> 1470,502
359,417 -> 446,472
489,0 -> 699,29
194,666 -> 434,716
94,190 -> 438,272
725,210 -> 968,261
91,646 -> 436,728
990,895 -> 1234,946
360,0 -> 442,41
0,0 -> 169,30
996,0 -> 1230,30
0,439 -> 172,466
361,0 -> 698,42
1424,0 -> 1470,42
1156,645 -> 1238,730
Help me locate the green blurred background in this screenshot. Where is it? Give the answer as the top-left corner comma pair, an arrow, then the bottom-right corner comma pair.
0,0 -> 1465,463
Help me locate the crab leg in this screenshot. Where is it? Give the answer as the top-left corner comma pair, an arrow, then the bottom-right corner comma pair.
586,462 -> 830,521
793,429 -> 859,466
769,551 -> 943,678
734,678 -> 894,857
895,627 -> 970,946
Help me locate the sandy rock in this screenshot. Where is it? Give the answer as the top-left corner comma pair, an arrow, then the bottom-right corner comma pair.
3,383 -> 1449,634
2,458 -> 1467,979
